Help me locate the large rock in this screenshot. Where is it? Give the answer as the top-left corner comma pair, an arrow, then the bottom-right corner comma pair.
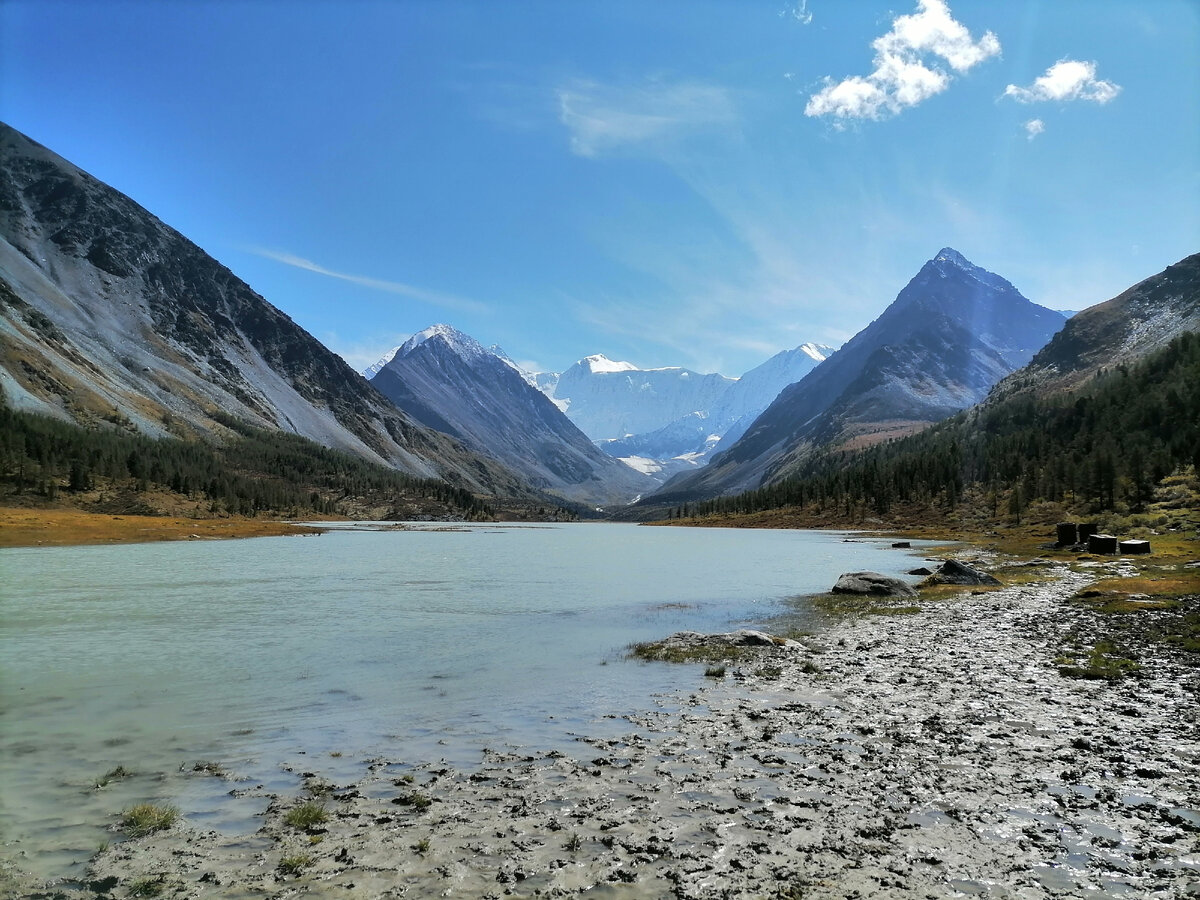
831,572 -> 918,598
924,559 -> 1002,586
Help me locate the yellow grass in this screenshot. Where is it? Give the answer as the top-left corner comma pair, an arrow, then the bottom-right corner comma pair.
0,507 -> 322,548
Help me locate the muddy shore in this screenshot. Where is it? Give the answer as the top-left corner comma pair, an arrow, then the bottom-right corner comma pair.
0,508 -> 324,547
12,560 -> 1200,899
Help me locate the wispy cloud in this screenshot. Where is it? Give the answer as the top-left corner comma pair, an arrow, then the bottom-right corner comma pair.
1003,59 -> 1121,104
805,0 -> 1000,123
781,1 -> 813,25
1024,118 -> 1046,140
247,247 -> 490,315
557,79 -> 737,158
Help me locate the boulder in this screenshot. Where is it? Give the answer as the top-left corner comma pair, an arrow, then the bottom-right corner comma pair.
891,541 -> 911,549
831,571 -> 917,598
924,559 -> 1002,586
907,566 -> 934,576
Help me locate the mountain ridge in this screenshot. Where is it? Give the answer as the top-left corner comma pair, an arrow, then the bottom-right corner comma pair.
650,248 -> 1066,502
368,324 -> 655,507
0,121 -> 533,499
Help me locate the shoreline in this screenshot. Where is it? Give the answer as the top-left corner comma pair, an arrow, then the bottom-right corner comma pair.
0,507 -> 325,547
17,558 -> 1199,898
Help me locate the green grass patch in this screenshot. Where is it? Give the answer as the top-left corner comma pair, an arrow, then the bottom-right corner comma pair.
1056,640 -> 1141,681
277,854 -> 313,876
120,804 -> 179,838
628,641 -> 754,664
126,877 -> 166,897
704,665 -> 727,678
94,765 -> 132,789
283,801 -> 328,830
393,791 -> 433,812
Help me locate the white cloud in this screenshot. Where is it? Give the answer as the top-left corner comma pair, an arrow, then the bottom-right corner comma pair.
247,247 -> 490,315
781,1 -> 813,25
805,0 -> 1000,123
1004,59 -> 1121,104
1024,118 -> 1045,140
557,79 -> 737,157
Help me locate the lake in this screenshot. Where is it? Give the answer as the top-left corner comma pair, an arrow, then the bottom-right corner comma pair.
0,522 -> 934,884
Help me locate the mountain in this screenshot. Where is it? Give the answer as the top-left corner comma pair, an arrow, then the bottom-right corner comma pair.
654,248 -> 1067,501
594,342 -> 835,479
367,325 -> 655,506
548,355 -> 736,441
993,251 -> 1200,399
537,343 -> 833,482
685,253 -> 1200,526
0,121 -> 531,498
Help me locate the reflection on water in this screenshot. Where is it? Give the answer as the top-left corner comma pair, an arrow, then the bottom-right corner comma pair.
0,522 -> 932,882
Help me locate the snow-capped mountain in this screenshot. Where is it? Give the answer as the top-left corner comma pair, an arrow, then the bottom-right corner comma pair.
0,121 -> 531,497
654,248 -> 1067,501
367,325 -> 655,506
535,343 -> 833,483
363,346 -> 402,379
547,355 -> 735,441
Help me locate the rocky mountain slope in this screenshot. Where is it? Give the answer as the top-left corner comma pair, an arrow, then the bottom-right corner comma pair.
369,325 -> 655,506
653,248 -> 1066,501
0,121 -> 531,498
992,251 -> 1200,399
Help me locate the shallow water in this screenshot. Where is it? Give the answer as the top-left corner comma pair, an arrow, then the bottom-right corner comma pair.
0,522 -> 932,882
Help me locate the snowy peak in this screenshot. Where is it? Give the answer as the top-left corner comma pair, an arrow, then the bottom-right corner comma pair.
926,247 -> 1015,295
798,342 -> 833,363
398,323 -> 490,362
934,247 -> 972,269
363,346 -> 402,379
579,354 -> 639,375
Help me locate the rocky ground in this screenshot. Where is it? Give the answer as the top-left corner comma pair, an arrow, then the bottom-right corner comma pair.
18,561 -> 1200,899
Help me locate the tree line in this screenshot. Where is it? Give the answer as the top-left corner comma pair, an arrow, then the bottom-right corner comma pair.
684,331 -> 1200,521
0,403 -> 494,519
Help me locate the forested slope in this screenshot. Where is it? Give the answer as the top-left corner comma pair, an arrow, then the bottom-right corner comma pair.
683,332 -> 1200,522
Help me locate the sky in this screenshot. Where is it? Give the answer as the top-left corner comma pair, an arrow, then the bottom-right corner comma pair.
2,1 -> 1198,377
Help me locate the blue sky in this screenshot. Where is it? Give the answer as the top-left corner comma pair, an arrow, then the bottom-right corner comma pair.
3,1 -> 1197,377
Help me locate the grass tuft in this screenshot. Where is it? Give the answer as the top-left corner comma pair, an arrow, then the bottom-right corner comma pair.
120,803 -> 179,837
277,854 -> 313,876
94,765 -> 133,789
283,801 -> 328,830
393,791 -> 432,811
127,876 -> 166,897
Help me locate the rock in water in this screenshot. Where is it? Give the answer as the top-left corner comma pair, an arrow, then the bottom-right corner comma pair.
831,572 -> 918,597
924,559 -> 1002,586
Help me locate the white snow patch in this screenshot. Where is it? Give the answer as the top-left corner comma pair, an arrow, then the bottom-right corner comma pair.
363,346 -> 402,379
582,354 -> 639,374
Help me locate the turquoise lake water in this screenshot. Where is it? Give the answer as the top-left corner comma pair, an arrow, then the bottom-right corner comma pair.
0,522 -> 934,883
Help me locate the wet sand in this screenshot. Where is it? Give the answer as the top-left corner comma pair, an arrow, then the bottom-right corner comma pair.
11,559 -> 1200,899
